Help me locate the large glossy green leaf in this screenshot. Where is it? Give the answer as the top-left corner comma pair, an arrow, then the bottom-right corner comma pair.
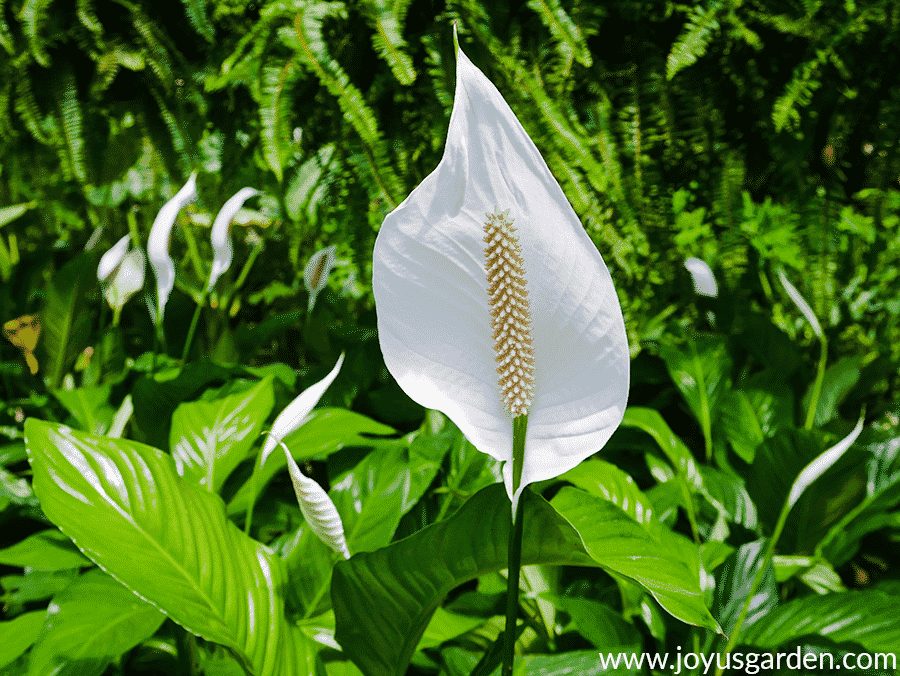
333,484 -> 718,676
817,414 -> 900,566
131,359 -> 253,450
560,458 -> 655,524
26,568 -> 165,676
332,485 -> 593,676
545,595 -> 641,652
551,487 -> 719,633
712,539 -> 776,639
227,408 -> 397,516
170,376 -> 274,492
0,611 -> 45,670
0,529 -> 89,571
719,377 -> 793,464
742,589 -> 900,654
659,333 -> 732,449
52,385 -> 114,436
40,255 -> 95,389
25,419 -> 307,676
801,355 -> 864,427
697,465 -> 757,531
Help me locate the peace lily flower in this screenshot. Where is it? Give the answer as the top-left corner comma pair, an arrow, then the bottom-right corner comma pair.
304,245 -> 337,313
684,257 -> 718,297
148,173 -> 197,322
260,353 -> 349,558
98,235 -> 146,316
372,40 -> 630,511
207,187 -> 259,291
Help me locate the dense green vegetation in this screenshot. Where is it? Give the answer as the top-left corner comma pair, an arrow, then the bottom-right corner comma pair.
0,0 -> 898,674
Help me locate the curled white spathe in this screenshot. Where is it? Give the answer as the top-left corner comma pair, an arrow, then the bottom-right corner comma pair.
207,187 -> 259,291
684,257 -> 718,297
304,245 -> 337,313
260,352 -> 345,466
259,353 -> 349,558
372,43 -> 630,510
777,268 -> 823,340
147,173 -> 197,321
98,235 -> 131,282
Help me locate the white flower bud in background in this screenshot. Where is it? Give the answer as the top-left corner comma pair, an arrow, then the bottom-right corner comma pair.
207,188 -> 259,292
684,257 -> 718,297
147,173 -> 197,322
304,245 -> 337,313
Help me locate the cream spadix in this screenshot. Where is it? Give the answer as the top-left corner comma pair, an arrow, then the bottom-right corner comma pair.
148,173 -> 197,322
372,42 -> 629,506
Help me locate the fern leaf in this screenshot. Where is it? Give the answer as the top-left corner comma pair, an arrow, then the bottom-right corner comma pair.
54,68 -> 87,182
666,1 -> 723,80
359,0 -> 415,85
526,0 -> 592,68
772,60 -> 822,133
19,0 -> 54,66
77,0 -> 103,34
0,0 -> 14,54
260,60 -> 301,182
289,3 -> 403,207
14,70 -> 56,145
131,10 -> 174,86
180,0 -> 214,42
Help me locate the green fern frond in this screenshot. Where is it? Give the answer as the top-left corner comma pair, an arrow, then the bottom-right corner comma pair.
526,0 -> 592,68
77,0 -> 103,34
289,2 -> 403,207
208,15 -> 272,92
148,84 -> 190,162
420,33 -> 452,114
666,1 -> 723,80
14,69 -> 55,144
260,60 -> 301,182
130,10 -> 175,87
772,60 -> 823,134
0,76 -> 13,139
54,68 -> 87,182
180,0 -> 214,42
0,0 -> 14,54
359,0 -> 416,85
18,0 -> 54,66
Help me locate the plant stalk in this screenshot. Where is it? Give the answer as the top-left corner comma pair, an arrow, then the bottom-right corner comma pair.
804,335 -> 828,430
713,495 -> 792,676
502,413 -> 528,676
181,287 -> 208,362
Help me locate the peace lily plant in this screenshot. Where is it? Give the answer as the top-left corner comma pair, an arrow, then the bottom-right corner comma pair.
373,29 -> 629,672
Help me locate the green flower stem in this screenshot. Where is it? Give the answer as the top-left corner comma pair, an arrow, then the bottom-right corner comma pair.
181,221 -> 206,282
181,287 -> 208,362
804,334 -> 828,430
713,494 -> 792,676
502,413 -> 528,676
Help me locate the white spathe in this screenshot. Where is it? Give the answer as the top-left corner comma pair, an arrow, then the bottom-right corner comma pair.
260,353 -> 349,558
98,235 -> 130,282
777,268 -> 823,339
372,43 -> 629,506
684,257 -> 718,297
304,245 -> 337,313
207,187 -> 259,291
148,173 -> 197,321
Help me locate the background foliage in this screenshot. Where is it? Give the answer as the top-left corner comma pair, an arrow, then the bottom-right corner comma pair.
0,0 -> 898,674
